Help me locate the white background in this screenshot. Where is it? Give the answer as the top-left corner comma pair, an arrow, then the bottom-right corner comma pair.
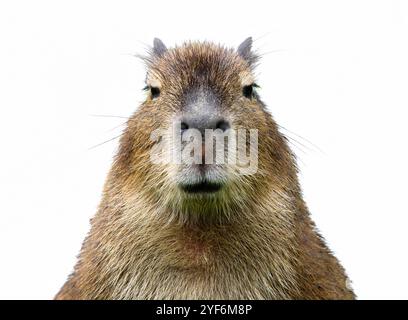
0,0 -> 407,299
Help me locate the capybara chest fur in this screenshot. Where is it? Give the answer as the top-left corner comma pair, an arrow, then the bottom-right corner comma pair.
56,38 -> 355,300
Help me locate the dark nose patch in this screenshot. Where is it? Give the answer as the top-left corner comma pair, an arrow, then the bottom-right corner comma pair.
181,88 -> 230,134
180,116 -> 230,134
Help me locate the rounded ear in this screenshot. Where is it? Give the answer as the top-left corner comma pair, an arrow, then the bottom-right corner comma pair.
153,38 -> 167,57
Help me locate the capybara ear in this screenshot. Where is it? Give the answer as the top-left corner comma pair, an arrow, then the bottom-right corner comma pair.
153,38 -> 167,57
237,37 -> 258,67
237,37 -> 252,58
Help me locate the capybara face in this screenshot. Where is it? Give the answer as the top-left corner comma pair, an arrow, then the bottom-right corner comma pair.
119,39 -> 291,223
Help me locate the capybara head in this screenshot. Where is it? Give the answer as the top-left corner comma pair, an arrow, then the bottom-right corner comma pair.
115,38 -> 296,224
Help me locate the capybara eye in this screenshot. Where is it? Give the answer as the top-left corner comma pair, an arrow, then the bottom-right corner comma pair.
242,85 -> 254,98
150,86 -> 160,99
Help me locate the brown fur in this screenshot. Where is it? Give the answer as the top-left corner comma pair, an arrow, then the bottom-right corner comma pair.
56,40 -> 355,300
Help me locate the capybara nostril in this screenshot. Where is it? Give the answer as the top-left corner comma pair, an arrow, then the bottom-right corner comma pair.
180,121 -> 189,132
215,119 -> 230,132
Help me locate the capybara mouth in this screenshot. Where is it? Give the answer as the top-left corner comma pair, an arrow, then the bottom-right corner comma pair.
179,181 -> 223,194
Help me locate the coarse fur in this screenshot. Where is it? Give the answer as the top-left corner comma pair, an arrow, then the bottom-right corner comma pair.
56,39 -> 355,300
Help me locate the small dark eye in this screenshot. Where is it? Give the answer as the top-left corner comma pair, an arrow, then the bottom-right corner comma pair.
150,86 -> 160,99
243,83 -> 259,99
243,84 -> 254,98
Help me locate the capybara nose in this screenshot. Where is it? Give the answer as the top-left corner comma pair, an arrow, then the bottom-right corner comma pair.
180,116 -> 230,134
